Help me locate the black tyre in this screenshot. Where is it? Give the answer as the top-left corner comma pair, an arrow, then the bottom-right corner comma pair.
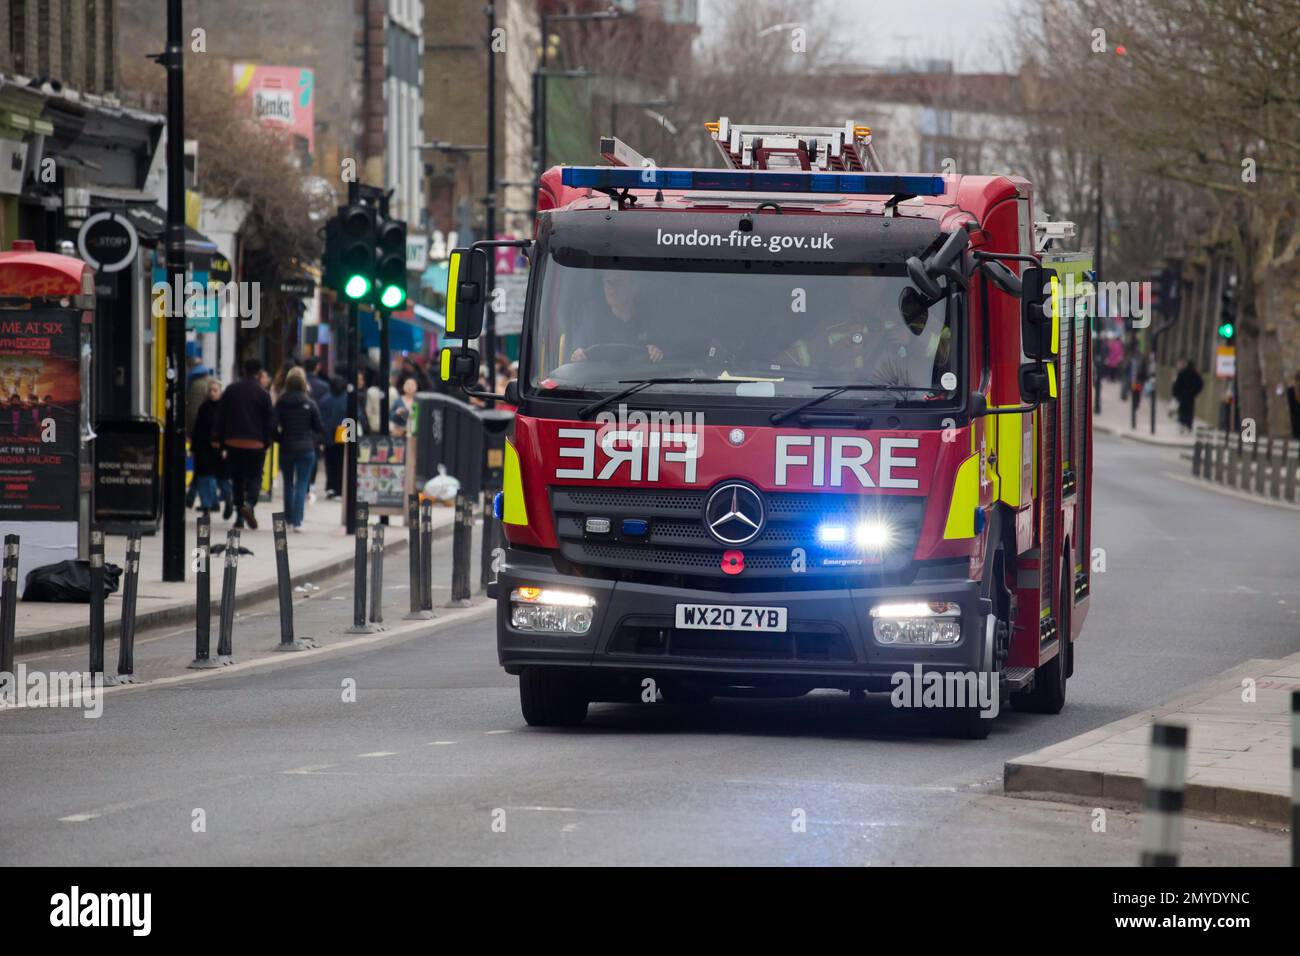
943,614 -> 996,739
519,667 -> 589,727
1011,568 -> 1070,715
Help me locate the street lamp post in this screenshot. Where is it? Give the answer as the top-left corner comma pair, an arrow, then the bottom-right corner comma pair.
162,0 -> 187,582
531,7 -> 623,207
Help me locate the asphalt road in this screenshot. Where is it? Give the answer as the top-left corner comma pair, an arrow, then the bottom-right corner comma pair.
0,434 -> 1294,865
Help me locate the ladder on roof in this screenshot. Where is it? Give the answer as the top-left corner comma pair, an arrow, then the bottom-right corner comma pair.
704,118 -> 884,173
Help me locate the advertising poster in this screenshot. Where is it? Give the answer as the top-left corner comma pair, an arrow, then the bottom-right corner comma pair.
356,434 -> 407,511
231,63 -> 316,154
0,308 -> 81,520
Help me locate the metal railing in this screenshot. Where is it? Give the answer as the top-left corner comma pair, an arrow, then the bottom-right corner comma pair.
1190,426 -> 1300,503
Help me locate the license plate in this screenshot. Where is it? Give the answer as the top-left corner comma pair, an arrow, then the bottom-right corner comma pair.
674,604 -> 788,632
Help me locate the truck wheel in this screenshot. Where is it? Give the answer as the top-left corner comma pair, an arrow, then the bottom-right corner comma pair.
519,668 -> 589,727
1011,570 -> 1070,715
944,614 -> 996,739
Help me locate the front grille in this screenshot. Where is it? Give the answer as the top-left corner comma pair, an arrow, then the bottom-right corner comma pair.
553,486 -> 924,580
608,615 -> 855,662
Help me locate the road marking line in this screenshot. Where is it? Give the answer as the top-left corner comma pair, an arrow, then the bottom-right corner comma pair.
484,729 -> 515,735
281,764 -> 337,774
427,741 -> 457,746
58,813 -> 101,823
358,751 -> 397,757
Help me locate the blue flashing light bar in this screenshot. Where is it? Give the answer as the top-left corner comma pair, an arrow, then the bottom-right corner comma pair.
560,166 -> 947,197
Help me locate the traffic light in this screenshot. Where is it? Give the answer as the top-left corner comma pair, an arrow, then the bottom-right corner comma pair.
374,213 -> 407,310
338,201 -> 376,302
1219,285 -> 1237,340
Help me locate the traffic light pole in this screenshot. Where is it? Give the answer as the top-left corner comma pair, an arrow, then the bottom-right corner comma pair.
345,296 -> 360,537
483,1 -> 497,408
161,0 -> 187,582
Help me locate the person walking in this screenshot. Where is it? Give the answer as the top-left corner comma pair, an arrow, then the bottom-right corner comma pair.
216,357 -> 275,530
274,367 -> 324,531
1171,357 -> 1204,435
190,378 -> 226,515
1286,370 -> 1300,442
319,374 -> 348,499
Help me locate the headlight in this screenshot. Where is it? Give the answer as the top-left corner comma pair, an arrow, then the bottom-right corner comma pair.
816,519 -> 893,549
510,587 -> 595,634
854,520 -> 892,549
870,601 -> 961,646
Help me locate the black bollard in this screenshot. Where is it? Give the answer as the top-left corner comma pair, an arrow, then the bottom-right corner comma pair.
480,490 -> 503,594
87,526 -> 115,685
115,533 -> 142,683
348,503 -> 379,633
446,493 -> 473,608
216,528 -> 240,664
272,513 -> 317,652
368,523 -> 386,627
1292,691 -> 1299,867
189,514 -> 220,669
419,498 -> 435,615
1,534 -> 18,697
404,494 -> 424,619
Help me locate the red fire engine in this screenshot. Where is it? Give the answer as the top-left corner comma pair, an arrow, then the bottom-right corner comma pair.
440,119 -> 1093,738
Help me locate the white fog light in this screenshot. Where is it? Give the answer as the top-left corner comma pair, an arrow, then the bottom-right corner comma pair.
510,587 -> 595,634
855,520 -> 892,549
870,601 -> 961,646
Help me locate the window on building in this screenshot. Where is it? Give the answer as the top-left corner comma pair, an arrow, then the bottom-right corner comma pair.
10,0 -> 27,75
85,0 -> 98,92
61,0 -> 73,84
103,0 -> 115,91
38,1 -> 51,77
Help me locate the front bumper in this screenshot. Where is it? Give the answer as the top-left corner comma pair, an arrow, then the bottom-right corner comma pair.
496,549 -> 986,693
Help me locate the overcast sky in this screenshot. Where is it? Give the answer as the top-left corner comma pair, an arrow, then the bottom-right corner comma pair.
700,0 -> 1019,73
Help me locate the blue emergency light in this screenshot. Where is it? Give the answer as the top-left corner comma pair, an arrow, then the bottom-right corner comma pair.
560,166 -> 946,197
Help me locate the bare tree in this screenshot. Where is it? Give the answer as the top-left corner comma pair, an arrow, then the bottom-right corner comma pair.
1020,0 -> 1300,432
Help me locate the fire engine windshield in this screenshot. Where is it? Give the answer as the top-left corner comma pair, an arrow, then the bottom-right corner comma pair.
526,258 -> 959,404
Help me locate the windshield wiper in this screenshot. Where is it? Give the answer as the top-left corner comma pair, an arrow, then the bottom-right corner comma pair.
577,378 -> 742,419
769,384 -> 942,425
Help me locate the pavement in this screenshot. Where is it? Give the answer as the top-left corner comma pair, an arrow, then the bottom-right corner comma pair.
1091,382 -> 1204,447
1006,652 -> 1299,824
7,486 -> 457,655
0,432 -> 1294,865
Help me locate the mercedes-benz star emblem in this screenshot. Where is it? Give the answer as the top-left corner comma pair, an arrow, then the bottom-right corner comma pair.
704,483 -> 765,546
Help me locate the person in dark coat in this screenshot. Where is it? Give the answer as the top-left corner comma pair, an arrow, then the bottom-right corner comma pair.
190,378 -> 229,515
215,357 -> 275,530
274,367 -> 325,530
1170,358 -> 1204,434
1287,370 -> 1300,442
318,375 -> 348,499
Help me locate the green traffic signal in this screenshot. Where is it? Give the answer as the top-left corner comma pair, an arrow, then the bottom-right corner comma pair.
344,274 -> 371,300
380,284 -> 406,309
1218,321 -> 1235,340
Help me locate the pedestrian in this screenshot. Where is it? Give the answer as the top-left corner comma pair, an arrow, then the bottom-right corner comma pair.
190,378 -> 226,515
183,348 -> 213,509
389,375 -> 419,436
215,357 -> 275,530
319,374 -> 348,499
1171,357 -> 1203,434
1124,348 -> 1148,429
358,366 -> 383,433
274,367 -> 325,531
1287,370 -> 1300,441
302,356 -> 330,406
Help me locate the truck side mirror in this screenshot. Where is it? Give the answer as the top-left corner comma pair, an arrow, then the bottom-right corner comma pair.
1018,359 -> 1057,404
1020,265 -> 1059,362
439,344 -> 481,390
445,246 -> 489,340
906,256 -> 941,300
503,379 -> 520,405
